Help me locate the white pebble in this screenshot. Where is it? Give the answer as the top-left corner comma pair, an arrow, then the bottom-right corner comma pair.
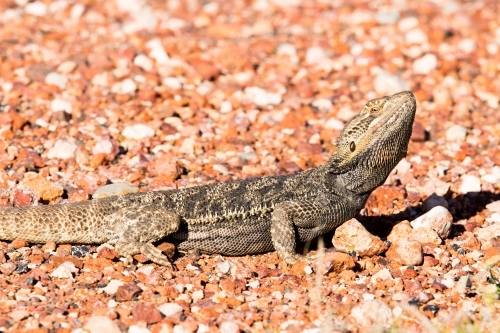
324,118 -> 344,130
410,206 -> 452,238
102,279 -> 125,295
458,175 -> 481,194
122,124 -> 155,140
146,39 -> 170,64
93,183 -> 139,199
413,53 -> 437,74
84,316 -> 121,333
47,139 -> 78,159
112,78 -> 137,94
45,72 -> 68,89
50,262 -> 78,279
446,124 -> 467,142
25,1 -> 47,16
244,87 -> 282,107
133,54 -> 153,72
312,98 -> 332,112
128,325 -> 151,333
51,99 -> 72,113
157,303 -> 184,317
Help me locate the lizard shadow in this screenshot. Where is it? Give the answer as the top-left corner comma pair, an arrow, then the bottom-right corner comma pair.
308,190 -> 499,251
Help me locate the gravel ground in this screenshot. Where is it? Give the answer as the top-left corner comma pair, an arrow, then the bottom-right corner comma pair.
1,0 -> 500,332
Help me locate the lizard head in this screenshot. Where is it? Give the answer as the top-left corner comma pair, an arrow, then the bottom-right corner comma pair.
328,91 -> 416,194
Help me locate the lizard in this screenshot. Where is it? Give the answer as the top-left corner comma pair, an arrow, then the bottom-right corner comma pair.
0,91 -> 416,268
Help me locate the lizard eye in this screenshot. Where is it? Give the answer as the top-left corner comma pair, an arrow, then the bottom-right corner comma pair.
371,107 -> 379,113
350,141 -> 356,152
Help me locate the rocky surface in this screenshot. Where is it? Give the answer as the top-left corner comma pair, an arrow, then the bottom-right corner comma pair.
0,0 -> 500,332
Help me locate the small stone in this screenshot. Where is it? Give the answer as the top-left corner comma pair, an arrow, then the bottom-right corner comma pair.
230,262 -> 254,279
84,316 -> 121,333
311,98 -> 332,112
324,117 -> 344,130
112,78 -> 137,95
458,175 -> 481,194
217,261 -> 231,274
152,156 -> 182,182
42,241 -> 56,252
128,325 -> 151,333
51,99 -> 72,114
146,39 -> 170,64
97,246 -> 118,260
45,72 -> 68,89
487,201 -> 500,213
332,218 -> 388,257
25,1 -> 47,16
102,279 -> 125,295
57,61 -> 77,73
386,239 -> 423,266
446,124 -> 467,142
244,87 -> 282,107
93,183 -> 139,199
0,262 -> 17,276
123,124 -> 155,140
410,227 -> 442,245
157,242 -> 176,259
370,268 -> 393,285
305,46 -> 328,64
11,238 -> 28,249
373,69 -> 410,96
136,266 -> 164,285
387,220 -> 413,244
132,303 -> 163,324
410,206 -> 452,239
9,309 -> 30,322
133,54 -> 153,72
413,53 -> 437,74
219,321 -> 240,333
50,261 -> 78,279
423,193 -> 448,211
157,302 -> 184,317
475,224 -> 500,248
411,121 -> 426,142
21,175 -> 64,201
349,300 -> 394,329
322,252 -> 356,274
116,283 -> 143,302
47,139 -> 78,159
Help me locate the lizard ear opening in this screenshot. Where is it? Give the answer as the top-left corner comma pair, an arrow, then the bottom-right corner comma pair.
349,141 -> 356,152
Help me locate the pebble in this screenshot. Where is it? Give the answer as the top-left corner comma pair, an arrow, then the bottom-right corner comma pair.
9,309 -> 30,321
305,46 -> 328,64
244,87 -> 282,107
0,262 -> 16,276
376,10 -> 400,24
157,302 -> 184,317
324,117 -> 344,130
446,124 -> 467,142
349,300 -> 394,329
133,54 -> 153,72
47,139 -> 78,159
136,266 -> 163,285
122,124 -> 155,140
50,261 -> 78,279
146,39 -> 170,64
132,303 -> 163,324
373,69 -> 410,95
219,321 -> 240,333
387,221 -> 413,244
93,183 -> 139,199
332,218 -> 388,257
51,99 -> 72,114
128,325 -> 151,333
458,175 -> 481,194
412,53 -> 437,74
423,193 -> 449,211
311,98 -> 332,112
102,279 -> 125,295
475,224 -> 500,247
410,206 -> 452,238
116,283 -> 143,302
25,1 -> 47,16
45,72 -> 68,89
112,78 -> 137,94
386,239 -> 423,266
486,201 -> 500,213
216,261 -> 231,274
84,316 -> 121,333
276,43 -> 299,64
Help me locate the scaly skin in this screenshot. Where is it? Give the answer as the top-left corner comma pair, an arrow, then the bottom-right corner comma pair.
0,91 -> 416,267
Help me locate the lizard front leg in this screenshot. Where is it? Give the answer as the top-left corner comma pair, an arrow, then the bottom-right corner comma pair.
104,204 -> 180,268
270,200 -> 337,264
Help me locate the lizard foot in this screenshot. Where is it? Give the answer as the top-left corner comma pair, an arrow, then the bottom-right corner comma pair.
115,241 -> 173,269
